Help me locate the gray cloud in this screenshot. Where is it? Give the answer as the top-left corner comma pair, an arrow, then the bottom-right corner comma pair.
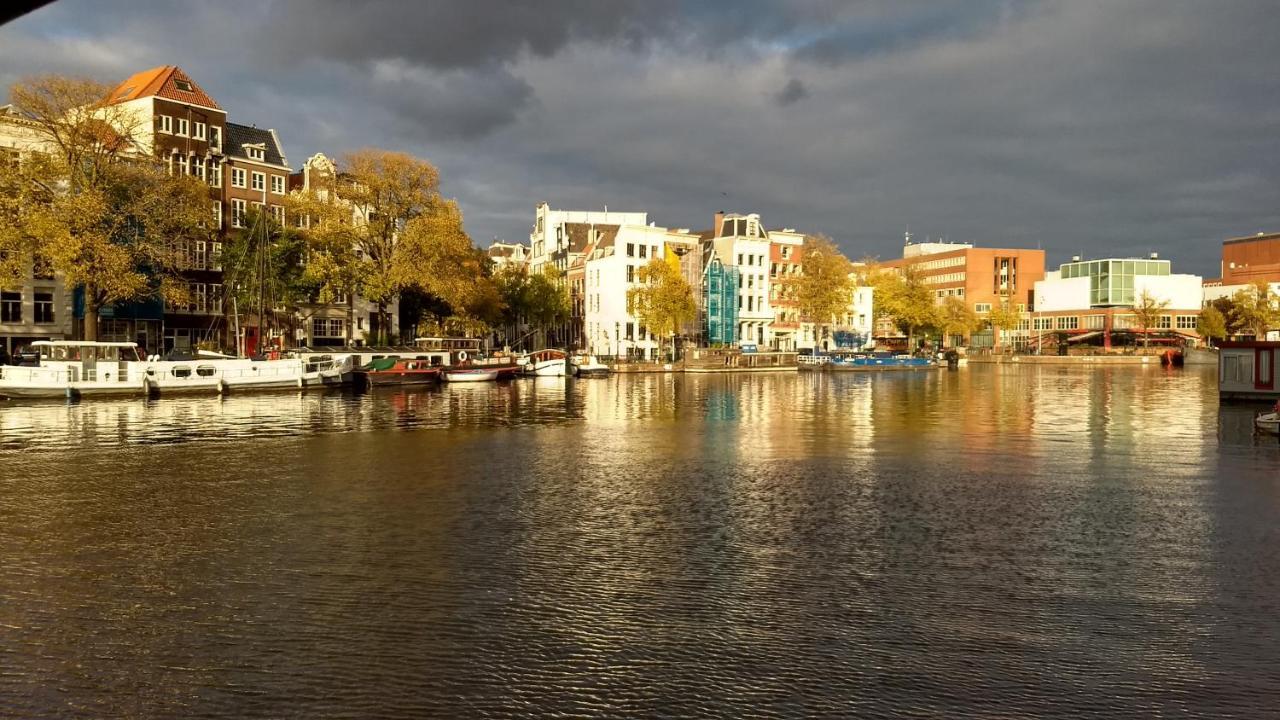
2,0 -> 1279,276
774,78 -> 808,106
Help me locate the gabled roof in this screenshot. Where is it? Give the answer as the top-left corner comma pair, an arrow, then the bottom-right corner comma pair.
225,122 -> 288,167
107,66 -> 223,111
564,223 -> 619,254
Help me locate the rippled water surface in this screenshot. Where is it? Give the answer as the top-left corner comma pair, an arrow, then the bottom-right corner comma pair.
2,365 -> 1278,718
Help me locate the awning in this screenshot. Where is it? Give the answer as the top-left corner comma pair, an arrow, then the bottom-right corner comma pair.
1066,331 -> 1102,343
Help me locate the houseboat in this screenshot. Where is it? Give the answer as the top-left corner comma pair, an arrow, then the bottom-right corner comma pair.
0,341 -> 352,399
828,352 -> 937,371
1218,340 -> 1280,402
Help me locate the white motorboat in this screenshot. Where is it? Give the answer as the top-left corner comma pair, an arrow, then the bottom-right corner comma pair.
519,349 -> 569,377
0,340 -> 351,399
1256,411 -> 1280,435
570,354 -> 610,377
443,368 -> 501,383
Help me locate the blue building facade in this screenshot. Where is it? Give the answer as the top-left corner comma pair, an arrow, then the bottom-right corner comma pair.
704,257 -> 739,346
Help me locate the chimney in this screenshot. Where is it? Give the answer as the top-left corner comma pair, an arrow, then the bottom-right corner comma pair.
714,211 -> 725,238
1149,252 -> 1158,259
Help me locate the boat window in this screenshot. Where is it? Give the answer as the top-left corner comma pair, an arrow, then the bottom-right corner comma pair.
173,366 -> 192,378
196,366 -> 217,377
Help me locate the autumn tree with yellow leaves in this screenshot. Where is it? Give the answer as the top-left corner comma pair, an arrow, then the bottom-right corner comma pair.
0,75 -> 215,340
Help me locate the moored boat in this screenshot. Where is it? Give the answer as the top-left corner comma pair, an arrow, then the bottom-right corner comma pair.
443,368 -> 502,383
0,340 -> 352,399
828,352 -> 937,371
519,349 -> 570,377
570,354 -> 611,377
1256,412 -> 1279,435
352,357 -> 442,389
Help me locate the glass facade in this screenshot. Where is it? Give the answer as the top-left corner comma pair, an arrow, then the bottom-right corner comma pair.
1058,259 -> 1170,306
704,259 -> 739,345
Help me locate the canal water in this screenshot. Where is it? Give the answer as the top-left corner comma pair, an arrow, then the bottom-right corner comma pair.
1,365 -> 1277,717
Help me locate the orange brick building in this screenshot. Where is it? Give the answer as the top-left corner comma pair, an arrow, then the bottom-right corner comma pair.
1221,232 -> 1280,285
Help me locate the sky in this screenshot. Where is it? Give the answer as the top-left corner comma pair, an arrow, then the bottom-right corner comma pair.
2,0 -> 1278,277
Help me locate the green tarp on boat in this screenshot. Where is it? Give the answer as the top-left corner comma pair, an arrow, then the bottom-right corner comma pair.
365,358 -> 398,371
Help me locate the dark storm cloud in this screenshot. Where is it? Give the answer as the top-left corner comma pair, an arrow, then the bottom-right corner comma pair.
2,0 -> 1279,275
774,78 -> 808,106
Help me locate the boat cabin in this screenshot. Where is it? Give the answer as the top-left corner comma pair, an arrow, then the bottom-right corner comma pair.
30,340 -> 144,364
1219,341 -> 1280,401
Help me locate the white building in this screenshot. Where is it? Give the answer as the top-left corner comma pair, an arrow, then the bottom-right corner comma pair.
486,241 -> 529,270
796,282 -> 875,352
707,213 -> 774,347
582,222 -> 700,360
528,202 -> 648,277
1031,255 -> 1204,341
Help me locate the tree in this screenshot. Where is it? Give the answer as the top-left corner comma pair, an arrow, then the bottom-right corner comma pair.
220,207 -> 310,348
1196,305 -> 1227,346
523,267 -> 570,345
865,262 -> 938,352
0,76 -> 213,340
1132,289 -> 1170,348
395,198 -> 501,338
793,234 -> 853,346
939,296 -> 982,347
627,257 -> 696,361
1229,281 -> 1279,339
341,149 -> 440,342
288,187 -> 366,344
987,300 -> 1022,352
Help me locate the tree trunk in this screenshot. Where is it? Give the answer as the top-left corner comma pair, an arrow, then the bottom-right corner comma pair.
907,328 -> 915,355
345,295 -> 354,346
83,284 -> 98,342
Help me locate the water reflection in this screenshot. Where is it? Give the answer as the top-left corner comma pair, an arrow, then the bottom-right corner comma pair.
2,365 -> 1280,717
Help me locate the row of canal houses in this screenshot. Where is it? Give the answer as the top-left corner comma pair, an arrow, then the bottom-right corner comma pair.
0,65 -> 382,357
498,205 -> 1280,361
516,204 -> 875,360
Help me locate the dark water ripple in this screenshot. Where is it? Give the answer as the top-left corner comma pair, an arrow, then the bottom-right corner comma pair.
1,366 -> 1279,718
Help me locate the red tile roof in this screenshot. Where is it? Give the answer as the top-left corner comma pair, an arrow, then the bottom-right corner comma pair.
107,66 -> 223,111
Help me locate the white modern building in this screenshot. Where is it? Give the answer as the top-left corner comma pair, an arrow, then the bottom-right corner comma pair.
1031,255 -> 1204,342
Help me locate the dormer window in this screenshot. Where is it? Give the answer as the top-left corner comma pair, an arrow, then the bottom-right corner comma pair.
175,79 -> 193,92
244,144 -> 265,161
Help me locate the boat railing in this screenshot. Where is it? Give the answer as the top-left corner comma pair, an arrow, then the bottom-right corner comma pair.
0,366 -> 74,384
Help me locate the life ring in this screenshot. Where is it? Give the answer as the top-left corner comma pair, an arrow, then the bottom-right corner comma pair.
458,351 -> 469,362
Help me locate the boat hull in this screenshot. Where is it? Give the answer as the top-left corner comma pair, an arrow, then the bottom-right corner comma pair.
354,370 -> 441,388
1257,412 -> 1280,435
444,369 -> 501,382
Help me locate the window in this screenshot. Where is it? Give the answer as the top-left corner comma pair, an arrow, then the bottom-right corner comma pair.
175,78 -> 193,92
1034,317 -> 1053,330
209,159 -> 221,187
1156,315 -> 1172,329
639,245 -> 647,259
246,146 -> 265,161
747,296 -> 754,312
626,265 -> 634,283
177,154 -> 188,175
737,253 -> 743,265
1084,314 -> 1105,330
194,121 -> 206,140
626,322 -> 634,340
781,246 -> 791,259
34,291 -> 54,324
157,115 -> 172,133
210,126 -> 222,150
975,303 -> 992,313
271,175 -> 284,194
211,243 -> 223,272
270,205 -> 284,224
1056,316 -> 1079,330
1176,315 -> 1198,329
251,171 -> 265,191
1,291 -> 20,322
231,199 -> 246,228
211,201 -> 222,230
231,167 -> 246,188
177,118 -> 189,136
626,242 -> 635,257
192,156 -> 205,180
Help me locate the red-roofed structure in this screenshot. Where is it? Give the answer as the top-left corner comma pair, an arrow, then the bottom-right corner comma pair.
107,65 -> 222,111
